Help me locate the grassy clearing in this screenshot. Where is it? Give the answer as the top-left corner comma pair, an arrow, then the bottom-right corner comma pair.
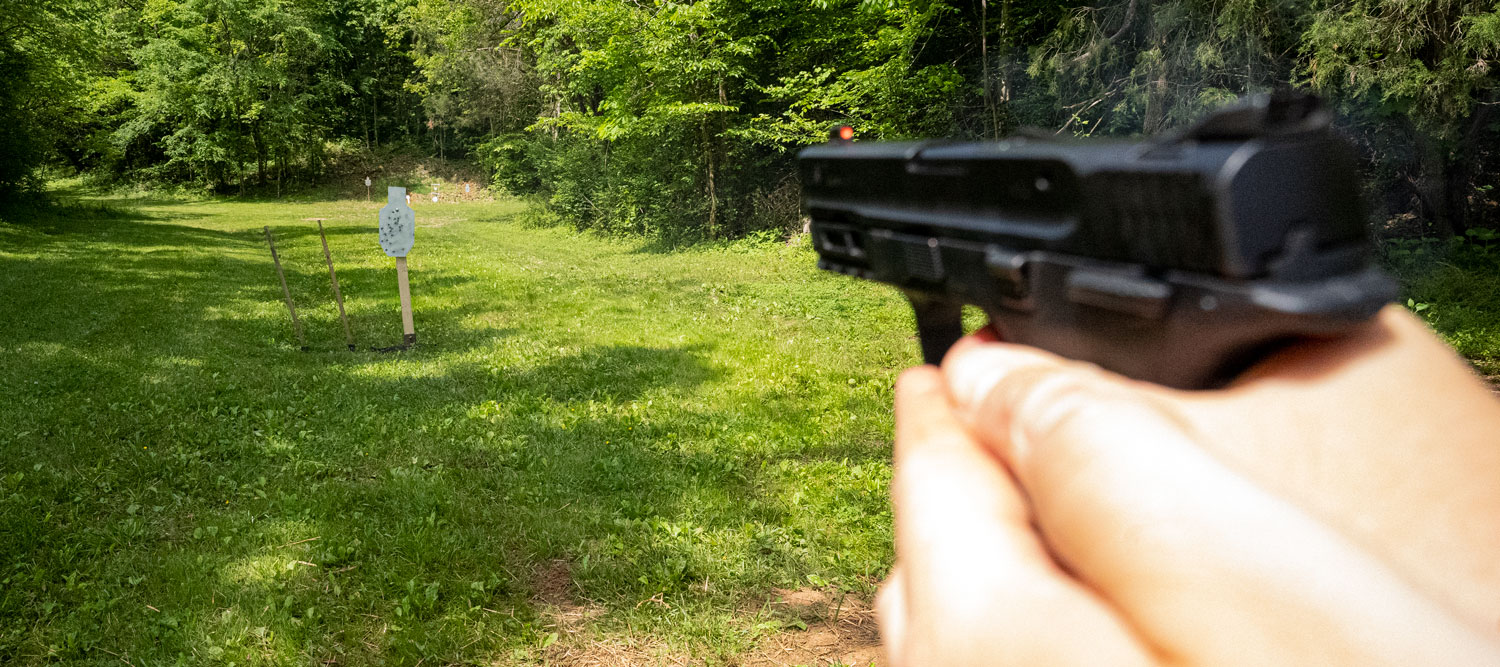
4,183 -> 1496,666
0,186 -> 919,665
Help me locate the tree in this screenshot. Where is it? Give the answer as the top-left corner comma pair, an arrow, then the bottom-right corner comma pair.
1302,0 -> 1500,233
0,0 -> 99,194
8,0 -> 1494,238
115,0 -> 342,188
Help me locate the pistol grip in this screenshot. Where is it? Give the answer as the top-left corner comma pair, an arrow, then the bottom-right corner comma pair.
907,293 -> 965,365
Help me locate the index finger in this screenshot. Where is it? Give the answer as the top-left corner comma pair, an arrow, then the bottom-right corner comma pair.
889,366 -> 1153,665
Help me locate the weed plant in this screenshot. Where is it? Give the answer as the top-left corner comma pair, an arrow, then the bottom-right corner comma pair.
1383,229 -> 1500,373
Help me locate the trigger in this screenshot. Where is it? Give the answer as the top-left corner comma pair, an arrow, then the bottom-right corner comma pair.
907,294 -> 965,365
974,323 -> 1003,343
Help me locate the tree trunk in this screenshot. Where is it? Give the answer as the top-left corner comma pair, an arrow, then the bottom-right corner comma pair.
254,120 -> 267,187
1445,98 -> 1497,235
1411,128 -> 1454,237
982,0 -> 992,138
1445,164 -> 1468,236
704,121 -> 718,239
998,0 -> 1011,129
1143,58 -> 1168,134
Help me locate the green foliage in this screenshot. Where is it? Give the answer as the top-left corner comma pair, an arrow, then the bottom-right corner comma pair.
0,0 -> 101,194
471,0 -> 991,239
6,0 -> 1500,233
116,0 -> 337,185
1386,232 -> 1500,359
736,0 -> 970,143
1302,0 -> 1498,138
407,0 -> 540,152
478,132 -> 545,195
424,0 -> 1499,238
31,0 -> 436,191
1030,0 -> 1307,135
1019,0 -> 1499,232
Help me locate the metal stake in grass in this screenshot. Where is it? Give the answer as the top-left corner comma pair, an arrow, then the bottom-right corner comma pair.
309,218 -> 355,351
263,226 -> 307,351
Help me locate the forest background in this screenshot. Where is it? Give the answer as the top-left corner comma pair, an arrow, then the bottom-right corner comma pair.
5,0 -> 1499,241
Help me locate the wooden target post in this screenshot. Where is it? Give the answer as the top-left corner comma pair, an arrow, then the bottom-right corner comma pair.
396,257 -> 415,343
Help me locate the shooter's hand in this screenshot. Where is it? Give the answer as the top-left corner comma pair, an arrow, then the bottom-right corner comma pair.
877,306 -> 1500,665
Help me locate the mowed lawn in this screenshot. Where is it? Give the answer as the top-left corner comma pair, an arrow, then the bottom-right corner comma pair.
0,189 -> 922,665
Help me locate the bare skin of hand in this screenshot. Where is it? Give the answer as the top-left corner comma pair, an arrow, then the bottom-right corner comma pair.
877,306 -> 1500,665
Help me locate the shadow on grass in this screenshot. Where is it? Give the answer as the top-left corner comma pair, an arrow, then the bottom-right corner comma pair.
0,195 -> 892,665
0,209 -> 506,359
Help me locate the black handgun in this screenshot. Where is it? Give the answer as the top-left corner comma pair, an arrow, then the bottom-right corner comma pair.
799,93 -> 1396,389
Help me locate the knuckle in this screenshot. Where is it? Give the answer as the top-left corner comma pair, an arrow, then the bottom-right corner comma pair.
1006,368 -> 1111,442
978,364 -> 1113,458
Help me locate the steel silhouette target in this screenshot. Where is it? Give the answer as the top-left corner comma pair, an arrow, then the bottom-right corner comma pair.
378,187 -> 415,257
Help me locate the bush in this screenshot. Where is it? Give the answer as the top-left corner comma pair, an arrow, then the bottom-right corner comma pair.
479,133 -> 545,196
1386,231 -> 1500,360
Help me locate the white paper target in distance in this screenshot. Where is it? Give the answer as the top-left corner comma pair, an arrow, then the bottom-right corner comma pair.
378,187 -> 416,257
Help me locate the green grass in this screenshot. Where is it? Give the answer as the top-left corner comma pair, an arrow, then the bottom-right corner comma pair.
6,184 -> 1496,666
1382,234 -> 1500,376
0,186 -> 919,664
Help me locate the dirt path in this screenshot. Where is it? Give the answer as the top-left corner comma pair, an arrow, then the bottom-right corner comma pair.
535,575 -> 883,667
